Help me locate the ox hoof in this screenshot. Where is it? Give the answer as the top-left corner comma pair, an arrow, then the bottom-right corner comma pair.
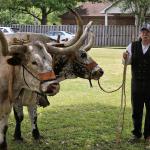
33,135 -> 44,144
0,147 -> 7,150
32,129 -> 42,140
33,134 -> 44,141
13,137 -> 24,142
0,142 -> 7,150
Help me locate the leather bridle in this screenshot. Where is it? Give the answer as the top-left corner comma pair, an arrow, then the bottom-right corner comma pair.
22,65 -> 56,88
73,59 -> 98,87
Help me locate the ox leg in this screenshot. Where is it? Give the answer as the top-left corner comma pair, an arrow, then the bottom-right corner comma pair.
13,104 -> 24,141
0,116 -> 8,150
28,105 -> 41,140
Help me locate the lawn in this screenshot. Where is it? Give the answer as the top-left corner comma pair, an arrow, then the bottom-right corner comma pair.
7,47 -> 146,150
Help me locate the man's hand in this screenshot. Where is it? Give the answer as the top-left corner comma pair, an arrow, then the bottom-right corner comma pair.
123,51 -> 129,60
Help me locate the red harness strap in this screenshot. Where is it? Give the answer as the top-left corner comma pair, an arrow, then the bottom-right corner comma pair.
86,61 -> 98,70
38,71 -> 56,81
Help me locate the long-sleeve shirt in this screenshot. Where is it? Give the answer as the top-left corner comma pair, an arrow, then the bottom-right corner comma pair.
123,42 -> 150,65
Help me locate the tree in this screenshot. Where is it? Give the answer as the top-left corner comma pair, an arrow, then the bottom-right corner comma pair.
0,0 -> 78,25
0,9 -> 34,24
121,0 -> 150,26
0,0 -> 116,25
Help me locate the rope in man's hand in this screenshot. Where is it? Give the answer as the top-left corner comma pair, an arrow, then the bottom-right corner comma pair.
98,54 -> 128,144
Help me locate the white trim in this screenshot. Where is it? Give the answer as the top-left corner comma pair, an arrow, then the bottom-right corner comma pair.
105,13 -> 108,26
100,4 -> 113,14
101,0 -> 132,14
100,1 -> 119,14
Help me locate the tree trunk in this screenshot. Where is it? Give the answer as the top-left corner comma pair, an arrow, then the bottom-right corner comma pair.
41,8 -> 48,25
41,15 -> 47,25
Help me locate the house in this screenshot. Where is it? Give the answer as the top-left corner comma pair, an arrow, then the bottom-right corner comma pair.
101,1 -> 150,26
59,1 -> 149,26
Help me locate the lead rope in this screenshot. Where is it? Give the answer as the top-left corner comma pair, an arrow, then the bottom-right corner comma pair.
115,60 -> 127,144
22,65 -> 45,97
22,64 -> 42,88
89,72 -> 93,87
23,65 -> 31,88
98,60 -> 128,144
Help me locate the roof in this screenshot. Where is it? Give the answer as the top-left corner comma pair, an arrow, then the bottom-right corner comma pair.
100,0 -> 132,14
101,0 -> 150,14
76,2 -> 112,16
60,2 -> 113,18
60,1 -> 148,19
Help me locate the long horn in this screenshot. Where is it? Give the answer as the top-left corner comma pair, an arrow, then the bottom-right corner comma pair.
63,8 -> 83,47
0,31 -> 9,56
46,21 -> 93,55
83,31 -> 94,51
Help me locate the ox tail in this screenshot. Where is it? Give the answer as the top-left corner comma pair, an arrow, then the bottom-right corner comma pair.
0,31 -> 9,56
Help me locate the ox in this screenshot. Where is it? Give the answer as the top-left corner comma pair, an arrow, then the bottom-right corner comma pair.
12,31 -> 104,141
0,31 -> 61,150
5,11 -> 104,142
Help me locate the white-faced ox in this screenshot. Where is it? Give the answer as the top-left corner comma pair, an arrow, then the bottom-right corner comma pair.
11,30 -> 104,141
0,31 -> 60,150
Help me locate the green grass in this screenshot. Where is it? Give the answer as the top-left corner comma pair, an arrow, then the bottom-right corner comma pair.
7,48 -> 146,150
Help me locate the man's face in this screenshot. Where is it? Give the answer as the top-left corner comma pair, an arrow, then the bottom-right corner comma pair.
140,30 -> 150,41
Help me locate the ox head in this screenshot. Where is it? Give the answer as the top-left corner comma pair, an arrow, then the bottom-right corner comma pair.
72,32 -> 104,80
51,31 -> 104,81
44,10 -> 103,82
45,20 -> 103,82
5,41 -> 60,96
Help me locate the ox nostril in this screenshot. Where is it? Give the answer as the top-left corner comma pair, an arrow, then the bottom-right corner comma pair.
99,69 -> 104,75
46,82 -> 60,96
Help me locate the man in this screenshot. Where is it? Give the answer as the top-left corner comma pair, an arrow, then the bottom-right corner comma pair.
123,26 -> 150,147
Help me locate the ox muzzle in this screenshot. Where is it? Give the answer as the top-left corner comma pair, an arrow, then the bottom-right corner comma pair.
38,71 -> 60,96
86,62 -> 104,80
22,65 -> 60,96
73,60 -> 104,80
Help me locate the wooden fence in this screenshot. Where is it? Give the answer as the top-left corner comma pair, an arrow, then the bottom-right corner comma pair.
1,24 -> 141,47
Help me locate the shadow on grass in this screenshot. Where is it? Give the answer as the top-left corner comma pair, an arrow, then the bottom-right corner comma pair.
8,103 -> 145,150
104,47 -> 126,49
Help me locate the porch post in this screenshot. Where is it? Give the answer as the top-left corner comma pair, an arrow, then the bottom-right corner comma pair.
105,13 -> 108,26
135,15 -> 138,26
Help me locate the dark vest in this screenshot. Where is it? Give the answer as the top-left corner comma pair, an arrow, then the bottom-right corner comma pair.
131,41 -> 150,81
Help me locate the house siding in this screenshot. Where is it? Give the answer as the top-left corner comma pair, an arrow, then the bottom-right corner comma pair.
61,16 -> 135,25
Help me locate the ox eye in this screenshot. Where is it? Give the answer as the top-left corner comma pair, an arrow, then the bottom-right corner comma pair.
80,52 -> 87,59
32,61 -> 38,65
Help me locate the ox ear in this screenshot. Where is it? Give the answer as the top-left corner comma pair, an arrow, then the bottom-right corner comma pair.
7,56 -> 22,66
7,45 -> 27,66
